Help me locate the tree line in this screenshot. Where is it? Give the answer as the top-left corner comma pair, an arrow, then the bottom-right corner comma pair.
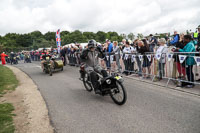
0,30 -> 144,52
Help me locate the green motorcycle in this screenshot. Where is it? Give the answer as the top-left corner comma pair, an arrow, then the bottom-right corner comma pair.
43,56 -> 64,76
43,57 -> 53,76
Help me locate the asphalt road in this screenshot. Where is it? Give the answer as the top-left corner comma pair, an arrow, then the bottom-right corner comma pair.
15,61 -> 200,133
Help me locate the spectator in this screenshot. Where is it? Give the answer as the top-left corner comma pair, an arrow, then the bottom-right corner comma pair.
123,41 -> 136,75
30,50 -> 35,61
156,38 -> 168,80
121,39 -> 127,73
100,43 -> 106,69
60,47 -> 67,66
196,25 -> 200,52
75,45 -> 83,66
137,40 -> 151,78
149,34 -> 157,52
165,33 -> 170,46
171,33 -> 186,83
105,40 -> 113,71
170,31 -> 180,46
20,52 -> 24,60
196,25 -> 200,81
177,35 -> 196,88
135,40 -> 142,76
174,33 -> 187,80
69,46 -> 76,66
112,41 -> 122,73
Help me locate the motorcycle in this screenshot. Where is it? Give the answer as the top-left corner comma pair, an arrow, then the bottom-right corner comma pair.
16,55 -> 20,61
12,57 -> 18,64
43,56 -> 64,76
79,64 -> 127,105
24,55 -> 31,63
6,57 -> 11,63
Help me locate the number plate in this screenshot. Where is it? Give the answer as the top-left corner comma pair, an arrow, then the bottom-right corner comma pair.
115,76 -> 122,80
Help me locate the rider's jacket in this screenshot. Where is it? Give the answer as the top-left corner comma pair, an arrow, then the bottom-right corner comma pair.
80,48 -> 104,68
41,52 -> 51,60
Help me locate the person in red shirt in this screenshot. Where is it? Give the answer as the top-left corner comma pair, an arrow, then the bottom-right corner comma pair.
1,52 -> 8,65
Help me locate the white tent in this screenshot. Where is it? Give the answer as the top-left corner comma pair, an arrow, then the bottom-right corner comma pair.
64,43 -> 88,49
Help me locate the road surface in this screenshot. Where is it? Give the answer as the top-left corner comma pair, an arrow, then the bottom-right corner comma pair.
15,61 -> 200,133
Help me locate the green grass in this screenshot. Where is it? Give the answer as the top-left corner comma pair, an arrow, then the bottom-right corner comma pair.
0,103 -> 15,133
0,65 -> 18,96
0,65 -> 18,133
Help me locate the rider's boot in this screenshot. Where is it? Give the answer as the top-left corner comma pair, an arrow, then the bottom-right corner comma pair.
94,83 -> 101,94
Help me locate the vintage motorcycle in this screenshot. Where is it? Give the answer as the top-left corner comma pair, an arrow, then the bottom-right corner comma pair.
6,57 -> 11,63
43,56 -> 64,76
24,55 -> 31,63
12,57 -> 18,64
79,64 -> 127,105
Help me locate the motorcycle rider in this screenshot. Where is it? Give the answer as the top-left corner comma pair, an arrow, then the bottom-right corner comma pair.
41,49 -> 54,70
80,40 -> 108,93
10,52 -> 16,65
24,52 -> 31,63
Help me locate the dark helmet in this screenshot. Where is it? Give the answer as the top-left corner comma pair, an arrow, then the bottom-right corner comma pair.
88,40 -> 96,49
43,48 -> 47,52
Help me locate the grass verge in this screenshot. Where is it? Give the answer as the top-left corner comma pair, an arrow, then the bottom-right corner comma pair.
0,65 -> 18,133
0,103 -> 15,133
0,65 -> 18,96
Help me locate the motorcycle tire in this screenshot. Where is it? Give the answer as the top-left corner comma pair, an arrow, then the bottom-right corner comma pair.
83,73 -> 93,92
110,81 -> 127,105
49,67 -> 52,76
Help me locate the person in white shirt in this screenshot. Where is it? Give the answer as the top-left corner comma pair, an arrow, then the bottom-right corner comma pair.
156,38 -> 168,80
123,41 -> 136,75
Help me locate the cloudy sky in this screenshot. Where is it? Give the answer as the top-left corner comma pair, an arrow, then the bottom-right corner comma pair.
0,0 -> 200,36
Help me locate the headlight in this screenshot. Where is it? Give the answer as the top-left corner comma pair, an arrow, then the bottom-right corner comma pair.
106,79 -> 111,84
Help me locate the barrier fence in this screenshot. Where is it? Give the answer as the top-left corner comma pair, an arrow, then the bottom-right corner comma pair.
67,51 -> 200,87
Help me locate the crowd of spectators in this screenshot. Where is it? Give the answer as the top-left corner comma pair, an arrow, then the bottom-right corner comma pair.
64,27 -> 200,88
1,26 -> 200,88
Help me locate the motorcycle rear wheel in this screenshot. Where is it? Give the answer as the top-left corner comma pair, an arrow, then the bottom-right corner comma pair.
48,67 -> 52,76
110,81 -> 127,105
83,73 -> 93,92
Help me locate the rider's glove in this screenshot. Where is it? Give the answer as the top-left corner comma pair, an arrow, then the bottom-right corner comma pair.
80,49 -> 89,59
96,46 -> 101,52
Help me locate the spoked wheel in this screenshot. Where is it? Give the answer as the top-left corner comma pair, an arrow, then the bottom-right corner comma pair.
83,73 -> 93,92
110,81 -> 127,105
48,67 -> 52,76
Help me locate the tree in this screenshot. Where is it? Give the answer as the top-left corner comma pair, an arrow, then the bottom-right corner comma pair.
44,31 -> 56,41
30,31 -> 43,40
128,33 -> 135,40
0,30 -> 130,51
83,32 -> 96,41
96,31 -> 107,43
137,33 -> 144,39
120,34 -> 126,39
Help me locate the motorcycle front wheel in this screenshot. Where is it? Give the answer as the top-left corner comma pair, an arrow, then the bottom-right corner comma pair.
110,81 -> 127,105
83,73 -> 93,92
48,67 -> 52,76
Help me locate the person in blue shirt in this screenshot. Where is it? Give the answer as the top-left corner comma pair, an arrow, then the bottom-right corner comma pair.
176,35 -> 196,88
149,34 -> 157,52
108,40 -> 113,53
105,40 -> 113,71
170,31 -> 180,46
